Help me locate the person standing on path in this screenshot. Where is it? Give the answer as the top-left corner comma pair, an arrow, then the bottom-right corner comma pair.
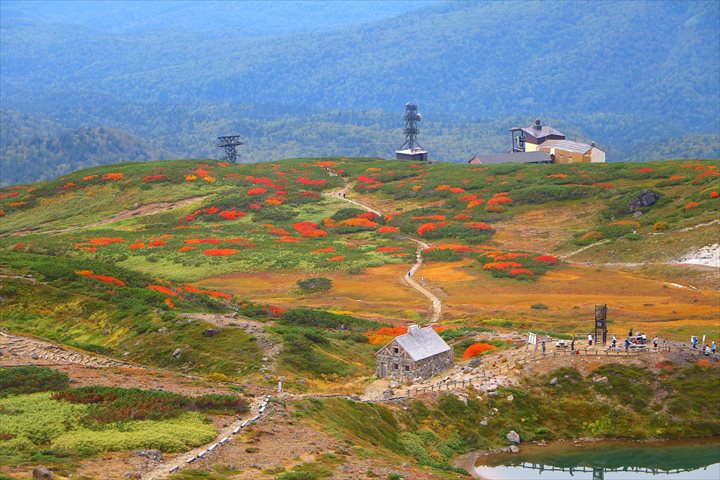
611,335 -> 617,349
625,338 -> 630,352
571,338 -> 575,352
692,336 -> 698,349
653,336 -> 658,349
541,341 -> 546,355
713,341 -> 717,354
588,333 -> 593,347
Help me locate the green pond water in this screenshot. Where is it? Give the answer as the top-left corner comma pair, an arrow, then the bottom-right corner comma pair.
471,440 -> 720,480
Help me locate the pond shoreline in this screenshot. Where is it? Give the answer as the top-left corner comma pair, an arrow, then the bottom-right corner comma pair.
453,436 -> 720,475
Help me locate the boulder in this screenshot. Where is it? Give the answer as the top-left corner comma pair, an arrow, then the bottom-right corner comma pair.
628,190 -> 659,213
480,419 -> 489,426
132,450 -> 162,462
382,389 -> 395,400
172,347 -> 186,358
506,394 -> 514,402
506,430 -> 521,445
338,465 -> 349,473
549,377 -> 558,386
32,467 -> 54,479
468,358 -> 482,367
509,445 -> 520,454
592,375 -> 609,384
203,328 -> 222,337
389,381 -> 399,389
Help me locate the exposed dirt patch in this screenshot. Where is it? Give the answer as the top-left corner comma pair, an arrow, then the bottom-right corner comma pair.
493,203 -> 604,253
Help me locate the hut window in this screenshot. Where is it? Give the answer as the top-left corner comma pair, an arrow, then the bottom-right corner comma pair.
393,363 -> 399,370
393,347 -> 399,354
404,365 -> 410,372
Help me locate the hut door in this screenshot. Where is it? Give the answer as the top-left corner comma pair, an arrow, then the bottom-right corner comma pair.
379,363 -> 387,378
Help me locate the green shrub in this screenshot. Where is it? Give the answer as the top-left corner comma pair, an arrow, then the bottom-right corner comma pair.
297,277 -> 333,293
0,367 -> 69,397
531,303 -> 549,310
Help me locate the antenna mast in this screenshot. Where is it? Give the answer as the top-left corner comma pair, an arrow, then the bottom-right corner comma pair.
217,135 -> 243,163
395,103 -> 428,161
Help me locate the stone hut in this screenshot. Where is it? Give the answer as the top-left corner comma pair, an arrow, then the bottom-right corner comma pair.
375,325 -> 453,380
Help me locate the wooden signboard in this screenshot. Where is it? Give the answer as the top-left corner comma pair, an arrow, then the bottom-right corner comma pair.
594,304 -> 608,345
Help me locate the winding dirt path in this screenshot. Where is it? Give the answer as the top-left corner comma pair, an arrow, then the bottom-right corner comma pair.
323,183 -> 442,323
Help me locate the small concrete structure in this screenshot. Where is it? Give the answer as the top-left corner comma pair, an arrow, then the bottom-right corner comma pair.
375,324 -> 453,380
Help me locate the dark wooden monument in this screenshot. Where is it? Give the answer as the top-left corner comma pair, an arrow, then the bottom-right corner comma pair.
594,304 -> 608,346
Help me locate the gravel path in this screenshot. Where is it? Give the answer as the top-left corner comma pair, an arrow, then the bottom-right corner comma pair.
323,182 -> 442,323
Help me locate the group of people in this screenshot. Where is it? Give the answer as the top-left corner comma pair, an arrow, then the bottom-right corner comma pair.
691,336 -> 717,356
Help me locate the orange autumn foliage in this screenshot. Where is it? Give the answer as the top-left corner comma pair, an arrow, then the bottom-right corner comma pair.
148,285 -> 179,297
75,270 -> 126,287
103,173 -> 124,180
463,343 -> 495,358
90,237 -> 125,246
203,248 -> 238,256
378,226 -> 400,233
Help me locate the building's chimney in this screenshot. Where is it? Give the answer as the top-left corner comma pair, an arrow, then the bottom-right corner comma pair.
408,325 -> 420,335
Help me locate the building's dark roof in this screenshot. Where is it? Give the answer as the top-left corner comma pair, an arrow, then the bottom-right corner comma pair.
468,151 -> 550,164
510,118 -> 565,140
379,325 -> 451,361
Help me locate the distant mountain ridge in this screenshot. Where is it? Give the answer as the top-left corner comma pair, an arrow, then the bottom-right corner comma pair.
1,0 -> 718,183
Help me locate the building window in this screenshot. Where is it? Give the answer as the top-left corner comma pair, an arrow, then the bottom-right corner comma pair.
393,347 -> 399,354
404,365 -> 410,372
393,364 -> 399,370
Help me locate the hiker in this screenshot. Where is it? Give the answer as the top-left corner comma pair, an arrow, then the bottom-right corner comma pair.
641,333 -> 647,345
705,344 -> 712,356
611,336 -> 617,349
541,341 -> 546,354
713,341 -> 717,354
692,336 -> 698,349
628,328 -> 633,337
571,339 -> 575,351
653,336 -> 658,349
588,333 -> 593,346
625,338 -> 630,351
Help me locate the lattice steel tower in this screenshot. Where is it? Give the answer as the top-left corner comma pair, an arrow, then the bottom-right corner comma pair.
398,103 -> 424,151
217,135 -> 243,163
395,103 -> 428,161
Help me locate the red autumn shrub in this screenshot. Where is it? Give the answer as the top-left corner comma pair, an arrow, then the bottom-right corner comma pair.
312,246 -> 335,254
450,187 -> 465,193
184,285 -> 232,300
328,256 -> 345,261
391,253 -> 408,257
487,196 -> 513,205
454,213 -> 472,221
90,237 -> 125,246
178,246 -> 195,252
219,210 -> 246,220
340,217 -> 378,228
75,270 -> 126,287
315,161 -> 335,167
296,177 -> 327,186
463,343 -> 495,358
164,298 -> 175,309
185,238 -> 222,244
357,211 -> 378,221
356,175 -> 376,184
278,236 -> 301,243
252,177 -> 273,184
293,221 -> 320,233
248,187 -> 267,195
464,222 -> 492,230
129,242 -> 146,249
534,255 -> 558,264
148,285 -> 179,297
148,240 -> 166,247
375,247 -> 402,253
378,226 -> 400,233
637,167 -> 654,173
509,268 -> 534,276
0,192 -> 19,198
684,201 -> 700,210
103,173 -> 124,180
710,191 -> 719,199
203,248 -> 238,257
142,174 -> 166,182
302,229 -> 328,237
64,182 -> 76,188
417,223 -> 437,236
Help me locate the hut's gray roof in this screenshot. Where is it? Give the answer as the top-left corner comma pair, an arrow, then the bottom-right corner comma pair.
393,325 -> 451,361
517,125 -> 565,140
468,151 -> 550,164
542,139 -> 603,153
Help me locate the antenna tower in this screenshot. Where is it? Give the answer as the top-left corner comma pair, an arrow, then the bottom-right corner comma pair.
217,135 -> 243,163
398,103 -> 424,151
